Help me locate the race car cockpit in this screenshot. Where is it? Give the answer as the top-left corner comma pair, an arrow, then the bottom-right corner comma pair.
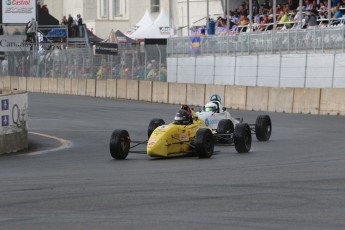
174,109 -> 192,125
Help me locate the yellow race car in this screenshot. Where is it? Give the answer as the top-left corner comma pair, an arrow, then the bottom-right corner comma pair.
109,105 -> 252,160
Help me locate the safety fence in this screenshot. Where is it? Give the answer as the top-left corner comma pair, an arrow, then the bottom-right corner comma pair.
0,44 -> 167,82
168,26 -> 345,56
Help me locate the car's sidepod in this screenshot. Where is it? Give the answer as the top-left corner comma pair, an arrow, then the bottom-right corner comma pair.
147,123 -> 194,157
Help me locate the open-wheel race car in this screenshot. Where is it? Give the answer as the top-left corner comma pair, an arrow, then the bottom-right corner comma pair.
196,94 -> 272,143
109,105 -> 253,160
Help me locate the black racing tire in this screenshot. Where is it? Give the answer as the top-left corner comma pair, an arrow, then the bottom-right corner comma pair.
255,115 -> 272,141
195,128 -> 214,158
148,118 -> 165,139
234,123 -> 252,153
109,129 -> 130,160
217,119 -> 234,144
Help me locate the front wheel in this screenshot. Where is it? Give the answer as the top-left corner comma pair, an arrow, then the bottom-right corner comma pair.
109,129 -> 130,160
195,128 -> 215,158
234,123 -> 252,153
255,115 -> 272,141
148,118 -> 165,139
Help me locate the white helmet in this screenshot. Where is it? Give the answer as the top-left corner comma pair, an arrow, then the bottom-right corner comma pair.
204,102 -> 217,112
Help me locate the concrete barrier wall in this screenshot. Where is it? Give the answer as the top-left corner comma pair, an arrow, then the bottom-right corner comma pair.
246,87 -> 269,111
96,79 -> 107,98
268,88 -> 294,113
293,88 -> 321,115
49,78 -> 58,94
78,79 -> 87,96
4,76 -> 345,116
106,79 -> 117,98
41,78 -> 49,93
117,79 -> 127,99
0,76 -> 11,90
71,78 -> 79,95
18,77 -> 27,91
57,78 -> 65,94
127,80 -> 139,101
65,78 -> 72,95
186,84 -> 205,106
152,82 -> 169,103
168,83 -> 187,105
86,79 -> 96,97
0,91 -> 28,155
320,88 -> 345,115
10,77 -> 19,90
139,81 -> 152,102
224,85 -> 247,110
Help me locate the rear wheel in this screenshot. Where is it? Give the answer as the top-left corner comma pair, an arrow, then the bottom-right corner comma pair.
234,123 -> 252,153
109,129 -> 130,160
255,115 -> 272,141
195,128 -> 214,158
148,118 -> 165,139
217,119 -> 234,144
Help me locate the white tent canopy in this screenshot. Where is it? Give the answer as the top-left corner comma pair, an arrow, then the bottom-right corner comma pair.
126,9 -> 153,37
132,8 -> 172,39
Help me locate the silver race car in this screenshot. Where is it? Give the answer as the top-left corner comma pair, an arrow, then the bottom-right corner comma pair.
196,94 -> 272,143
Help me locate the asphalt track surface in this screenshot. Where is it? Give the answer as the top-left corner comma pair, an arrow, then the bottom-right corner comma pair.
1,93 -> 345,230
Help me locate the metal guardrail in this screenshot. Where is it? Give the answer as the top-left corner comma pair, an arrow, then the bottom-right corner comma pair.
168,26 -> 345,56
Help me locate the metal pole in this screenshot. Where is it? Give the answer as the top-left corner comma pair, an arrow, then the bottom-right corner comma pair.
206,0 -> 209,31
226,0 -> 229,33
249,0 -> 253,32
299,0 -> 303,29
273,0 -> 277,30
187,0 -> 190,37
328,0 -> 331,24
169,0 -> 174,36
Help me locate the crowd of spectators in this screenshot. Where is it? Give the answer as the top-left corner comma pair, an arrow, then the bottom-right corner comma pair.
204,0 -> 345,35
61,14 -> 84,37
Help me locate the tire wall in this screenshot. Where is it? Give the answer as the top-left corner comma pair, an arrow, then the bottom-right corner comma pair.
2,76 -> 345,116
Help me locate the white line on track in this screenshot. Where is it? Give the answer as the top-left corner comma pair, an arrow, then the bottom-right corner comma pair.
26,132 -> 73,156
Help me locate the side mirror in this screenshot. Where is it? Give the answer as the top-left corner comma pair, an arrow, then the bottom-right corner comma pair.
222,107 -> 226,112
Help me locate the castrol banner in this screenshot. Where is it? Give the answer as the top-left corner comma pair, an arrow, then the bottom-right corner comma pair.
2,0 -> 36,24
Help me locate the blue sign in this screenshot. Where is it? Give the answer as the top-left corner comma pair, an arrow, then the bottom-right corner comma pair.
190,37 -> 201,55
1,99 -> 9,111
2,115 -> 9,127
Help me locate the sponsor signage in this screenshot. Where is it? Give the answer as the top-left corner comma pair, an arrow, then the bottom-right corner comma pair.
0,93 -> 28,135
2,0 -> 36,24
0,35 -> 31,52
95,43 -> 118,55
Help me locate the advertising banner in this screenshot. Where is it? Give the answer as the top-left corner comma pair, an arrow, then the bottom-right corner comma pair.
190,37 -> 201,55
95,43 -> 118,55
0,35 -> 31,52
2,0 -> 36,24
0,92 -> 28,136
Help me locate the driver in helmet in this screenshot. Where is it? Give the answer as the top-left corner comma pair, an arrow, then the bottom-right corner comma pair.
174,109 -> 192,125
204,102 -> 219,113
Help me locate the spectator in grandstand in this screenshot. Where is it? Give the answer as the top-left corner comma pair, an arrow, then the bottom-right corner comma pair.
215,16 -> 226,28
1,59 -> 8,75
332,6 -> 343,24
288,0 -> 299,10
67,14 -> 74,37
77,14 -> 84,37
277,10 -> 291,30
257,14 -> 269,32
25,18 -> 37,43
42,4 -> 49,14
207,18 -> 216,35
61,16 -> 68,26
304,10 -> 318,28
